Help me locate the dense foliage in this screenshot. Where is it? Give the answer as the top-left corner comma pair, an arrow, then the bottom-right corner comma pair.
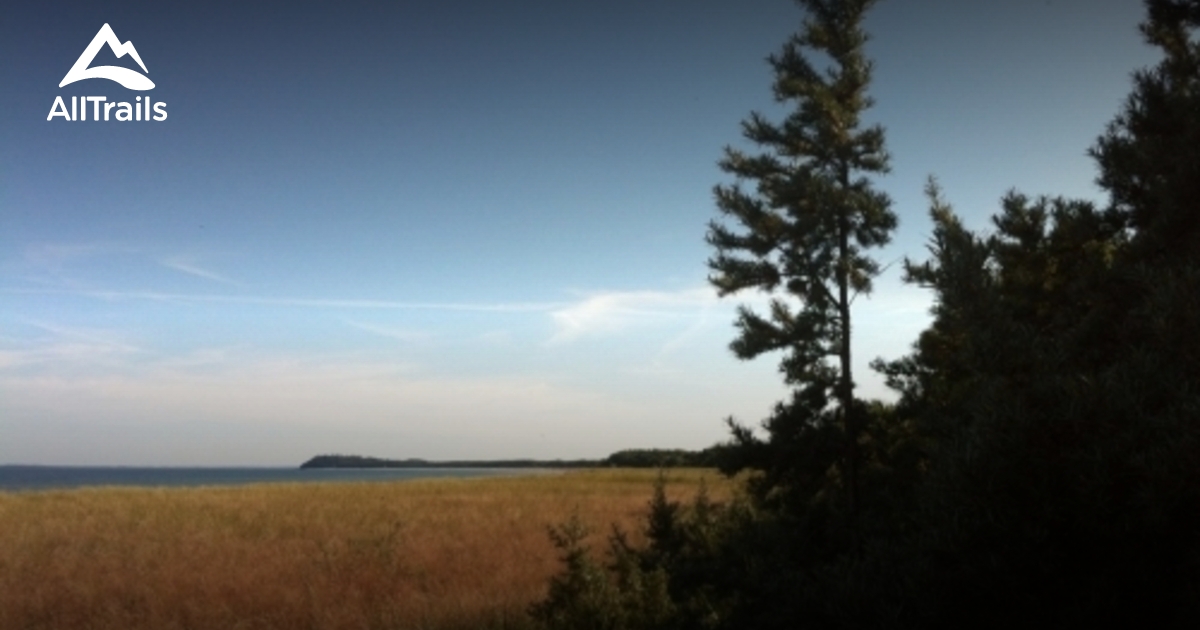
533,0 -> 1200,627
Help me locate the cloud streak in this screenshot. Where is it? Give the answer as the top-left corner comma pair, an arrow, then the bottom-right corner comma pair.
345,320 -> 432,343
26,321 -> 142,354
21,242 -> 137,267
0,322 -> 144,371
548,287 -> 719,344
1,287 -> 567,312
160,257 -> 243,287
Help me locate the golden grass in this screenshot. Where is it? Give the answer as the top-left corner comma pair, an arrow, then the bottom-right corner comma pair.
0,469 -> 729,630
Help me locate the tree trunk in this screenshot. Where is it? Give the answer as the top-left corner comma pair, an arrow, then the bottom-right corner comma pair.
837,172 -> 859,544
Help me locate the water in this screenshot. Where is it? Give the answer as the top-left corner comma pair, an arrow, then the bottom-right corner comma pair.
0,465 -> 543,492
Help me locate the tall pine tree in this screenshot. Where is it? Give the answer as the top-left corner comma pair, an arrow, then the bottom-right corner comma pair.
707,0 -> 895,525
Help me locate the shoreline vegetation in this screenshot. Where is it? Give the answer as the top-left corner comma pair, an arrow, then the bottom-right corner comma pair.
299,447 -> 727,470
0,468 -> 729,630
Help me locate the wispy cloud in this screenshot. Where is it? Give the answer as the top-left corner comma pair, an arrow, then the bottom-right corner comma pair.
160,257 -> 243,287
22,242 -> 136,267
26,321 -> 142,354
548,287 -> 719,344
14,244 -> 245,289
7,242 -> 137,290
151,346 -> 244,370
345,320 -> 432,343
0,322 -> 144,370
0,287 -> 567,312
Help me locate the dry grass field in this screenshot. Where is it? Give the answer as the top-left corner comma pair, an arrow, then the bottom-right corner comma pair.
0,469 -> 729,630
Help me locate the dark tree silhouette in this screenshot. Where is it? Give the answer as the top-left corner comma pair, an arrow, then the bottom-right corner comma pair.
532,2 -> 1200,627
706,0 -> 895,530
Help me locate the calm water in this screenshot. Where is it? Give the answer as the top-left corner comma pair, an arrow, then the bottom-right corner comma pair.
0,466 -> 543,492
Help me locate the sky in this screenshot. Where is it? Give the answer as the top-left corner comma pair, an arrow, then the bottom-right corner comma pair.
0,0 -> 1160,465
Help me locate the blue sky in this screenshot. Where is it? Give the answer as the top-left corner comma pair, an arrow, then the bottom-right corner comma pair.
1,0 -> 1158,465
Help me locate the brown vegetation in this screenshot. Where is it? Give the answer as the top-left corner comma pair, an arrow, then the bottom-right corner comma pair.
0,469 -> 728,630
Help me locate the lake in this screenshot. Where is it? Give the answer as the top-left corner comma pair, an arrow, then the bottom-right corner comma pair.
0,466 -> 543,492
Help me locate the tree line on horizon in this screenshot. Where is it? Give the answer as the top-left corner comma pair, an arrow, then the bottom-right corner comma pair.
532,0 -> 1200,627
299,448 -> 728,469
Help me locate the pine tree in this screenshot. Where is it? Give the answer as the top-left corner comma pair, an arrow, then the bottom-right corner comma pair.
706,0 -> 895,525
1091,0 -> 1200,265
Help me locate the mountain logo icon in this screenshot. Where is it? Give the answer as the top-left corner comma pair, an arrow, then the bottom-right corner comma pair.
59,23 -> 154,91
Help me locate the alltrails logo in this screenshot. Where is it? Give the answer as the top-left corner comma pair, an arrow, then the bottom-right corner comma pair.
47,23 -> 168,122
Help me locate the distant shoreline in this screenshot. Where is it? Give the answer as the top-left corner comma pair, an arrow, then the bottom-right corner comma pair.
300,448 -> 726,470
299,454 -> 602,469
